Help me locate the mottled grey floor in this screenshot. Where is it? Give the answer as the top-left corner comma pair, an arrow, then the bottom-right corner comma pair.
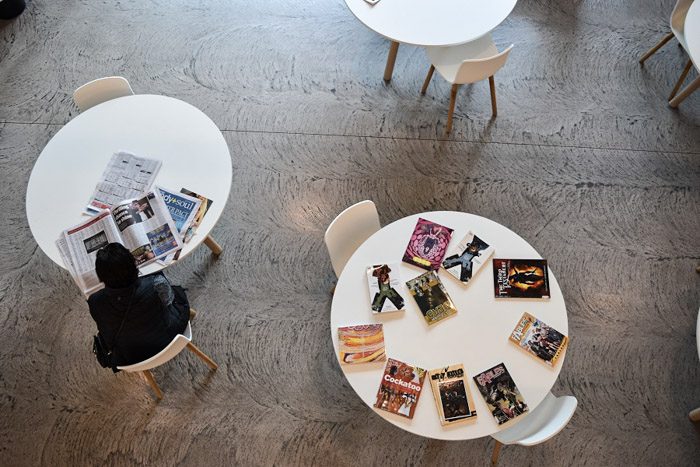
1,0 -> 699,465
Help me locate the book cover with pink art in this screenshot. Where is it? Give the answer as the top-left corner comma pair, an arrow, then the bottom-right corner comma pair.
402,218 -> 454,271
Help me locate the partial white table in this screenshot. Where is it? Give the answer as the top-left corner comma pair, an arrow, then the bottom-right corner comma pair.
344,0 -> 518,80
330,211 -> 569,440
26,94 -> 232,275
671,0 -> 700,107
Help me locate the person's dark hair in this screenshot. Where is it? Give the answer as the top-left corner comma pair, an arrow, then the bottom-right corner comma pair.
95,243 -> 138,288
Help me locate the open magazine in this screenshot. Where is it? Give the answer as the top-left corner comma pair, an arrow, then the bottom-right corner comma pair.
56,190 -> 182,296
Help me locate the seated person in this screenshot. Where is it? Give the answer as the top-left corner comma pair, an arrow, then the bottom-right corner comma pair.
88,243 -> 190,367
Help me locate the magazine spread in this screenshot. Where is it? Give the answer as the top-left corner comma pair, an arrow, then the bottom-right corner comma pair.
442,231 -> 494,285
374,358 -> 426,419
405,270 -> 458,325
472,363 -> 529,425
57,190 -> 182,296
85,151 -> 161,214
428,364 -> 478,426
493,258 -> 551,298
337,324 -> 386,365
180,188 -> 213,243
402,218 -> 454,271
367,263 -> 406,313
510,312 -> 568,366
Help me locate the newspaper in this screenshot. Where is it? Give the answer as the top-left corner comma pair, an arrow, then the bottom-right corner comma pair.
57,190 -> 182,296
155,187 -> 202,265
86,151 -> 162,215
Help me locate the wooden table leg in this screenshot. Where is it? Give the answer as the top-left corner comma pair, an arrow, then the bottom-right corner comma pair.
203,235 -> 223,255
669,76 -> 700,107
384,41 -> 399,82
491,440 -> 503,466
690,407 -> 700,422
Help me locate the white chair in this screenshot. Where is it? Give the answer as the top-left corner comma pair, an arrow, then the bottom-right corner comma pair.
116,320 -> 218,400
421,34 -> 513,134
73,76 -> 134,112
690,306 -> 700,422
324,200 -> 381,278
639,0 -> 699,105
490,392 -> 578,465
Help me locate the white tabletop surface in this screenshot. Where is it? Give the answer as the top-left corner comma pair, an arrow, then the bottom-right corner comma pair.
344,0 -> 518,47
330,211 -> 569,440
25,94 -> 232,275
686,0 -> 700,68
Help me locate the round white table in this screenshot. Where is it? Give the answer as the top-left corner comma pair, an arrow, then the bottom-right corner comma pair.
344,0 -> 518,80
26,94 -> 232,275
670,0 -> 700,107
330,211 -> 569,440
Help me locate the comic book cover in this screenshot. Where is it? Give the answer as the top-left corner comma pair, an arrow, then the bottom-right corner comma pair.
442,231 -> 494,285
493,259 -> 550,298
374,358 -> 426,419
367,263 -> 406,313
510,312 -> 568,366
472,363 -> 529,425
405,271 -> 457,325
428,364 -> 478,426
402,218 -> 454,271
338,324 -> 386,365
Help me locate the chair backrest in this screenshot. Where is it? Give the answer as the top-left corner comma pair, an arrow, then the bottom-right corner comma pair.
454,44 -> 514,85
116,322 -> 192,372
492,392 -> 578,446
670,0 -> 693,48
73,76 -> 134,112
324,200 -> 381,278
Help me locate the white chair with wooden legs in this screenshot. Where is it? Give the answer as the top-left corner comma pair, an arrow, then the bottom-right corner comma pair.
639,0 -> 699,106
116,320 -> 218,400
73,76 -> 134,112
690,307 -> 700,422
490,392 -> 577,466
324,200 -> 381,279
421,34 -> 513,134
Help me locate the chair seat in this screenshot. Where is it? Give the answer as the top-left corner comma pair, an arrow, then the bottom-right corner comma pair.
425,34 -> 499,84
117,322 -> 193,372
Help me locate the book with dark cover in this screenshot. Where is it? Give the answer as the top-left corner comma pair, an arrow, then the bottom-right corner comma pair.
493,259 -> 550,298
374,358 -> 426,419
402,218 -> 454,271
367,263 -> 406,313
510,312 -> 568,366
472,363 -> 529,425
405,271 -> 457,325
338,324 -> 386,365
429,364 -> 478,426
442,231 -> 494,285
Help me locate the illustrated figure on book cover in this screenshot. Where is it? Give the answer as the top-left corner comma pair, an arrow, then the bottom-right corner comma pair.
368,264 -> 405,312
402,218 -> 453,271
473,363 -> 529,425
442,232 -> 492,283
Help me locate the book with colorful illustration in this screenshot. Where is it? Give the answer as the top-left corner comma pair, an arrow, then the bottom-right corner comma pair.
180,188 -> 214,243
442,231 -> 494,285
337,324 -> 386,365
510,312 -> 568,366
406,271 -> 458,325
473,363 -> 529,425
367,263 -> 406,313
493,258 -> 551,298
402,218 -> 454,271
428,364 -> 478,426
374,358 -> 426,419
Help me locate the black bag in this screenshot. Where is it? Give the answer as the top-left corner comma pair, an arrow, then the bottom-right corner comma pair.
171,285 -> 190,313
93,333 -> 113,368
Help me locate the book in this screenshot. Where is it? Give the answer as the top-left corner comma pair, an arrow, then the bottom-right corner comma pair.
402,218 -> 454,271
510,312 -> 568,366
428,364 -> 478,426
337,324 -> 386,365
367,263 -> 406,313
442,231 -> 494,285
374,358 -> 426,419
180,188 -> 213,243
405,271 -> 458,325
493,259 -> 551,298
472,363 -> 529,425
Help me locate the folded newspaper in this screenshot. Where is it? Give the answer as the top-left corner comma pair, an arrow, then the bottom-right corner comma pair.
155,187 -> 202,265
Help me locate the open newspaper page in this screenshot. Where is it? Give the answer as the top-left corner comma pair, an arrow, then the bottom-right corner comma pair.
86,151 -> 162,214
156,187 -> 202,265
109,191 -> 183,266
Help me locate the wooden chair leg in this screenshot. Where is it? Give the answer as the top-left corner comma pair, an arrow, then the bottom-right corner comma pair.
669,59 -> 693,100
669,76 -> 700,107
203,235 -> 223,255
142,370 -> 163,400
639,32 -> 674,64
491,440 -> 503,466
690,407 -> 700,422
446,84 -> 459,134
489,75 -> 497,117
384,41 -> 400,82
186,342 -> 218,370
421,65 -> 435,95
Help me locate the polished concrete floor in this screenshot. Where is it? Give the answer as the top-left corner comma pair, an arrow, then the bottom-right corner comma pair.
0,0 -> 699,465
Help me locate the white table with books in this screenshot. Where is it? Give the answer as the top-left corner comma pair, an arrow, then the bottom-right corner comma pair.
330,211 -> 569,440
25,94 -> 232,295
